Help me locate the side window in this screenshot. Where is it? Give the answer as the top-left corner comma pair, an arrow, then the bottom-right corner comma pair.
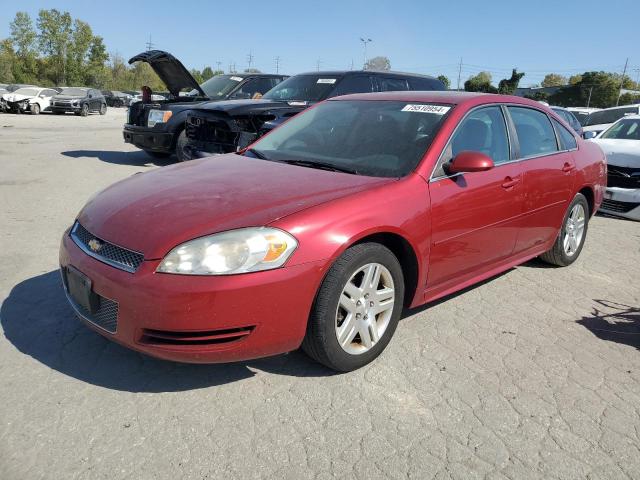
332,76 -> 374,96
435,106 -> 510,177
378,77 -> 409,92
552,118 -> 577,150
253,78 -> 278,96
508,107 -> 559,158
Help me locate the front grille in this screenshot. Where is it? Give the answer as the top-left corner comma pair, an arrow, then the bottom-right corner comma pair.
607,166 -> 640,189
55,100 -> 72,106
186,114 -> 237,152
71,222 -> 144,273
62,277 -> 119,333
601,199 -> 640,213
140,326 -> 255,346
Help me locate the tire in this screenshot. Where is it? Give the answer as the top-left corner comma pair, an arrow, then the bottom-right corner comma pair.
80,104 -> 89,117
99,103 -> 107,115
31,103 -> 40,115
143,150 -> 171,159
302,243 -> 405,372
540,193 -> 589,267
175,130 -> 193,162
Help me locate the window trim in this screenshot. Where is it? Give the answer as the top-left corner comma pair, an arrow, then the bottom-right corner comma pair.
550,117 -> 579,152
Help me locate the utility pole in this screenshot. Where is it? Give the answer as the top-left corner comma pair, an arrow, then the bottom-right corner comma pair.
316,58 -> 322,71
586,85 -> 594,108
616,57 -> 629,106
145,34 -> 155,51
349,59 -> 354,70
456,57 -> 463,91
216,61 -> 222,73
246,51 -> 254,71
275,56 -> 281,74
360,37 -> 372,69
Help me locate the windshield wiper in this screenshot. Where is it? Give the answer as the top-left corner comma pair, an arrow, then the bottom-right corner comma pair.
279,159 -> 359,175
245,148 -> 269,160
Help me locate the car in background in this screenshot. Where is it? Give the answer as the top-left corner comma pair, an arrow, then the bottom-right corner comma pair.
0,86 -> 59,114
592,115 -> 640,221
59,91 -> 605,371
185,70 -> 446,159
583,104 -> 640,138
50,88 -> 107,116
550,106 -> 583,136
566,107 -> 600,126
123,50 -> 287,161
102,90 -> 131,107
0,84 -> 37,112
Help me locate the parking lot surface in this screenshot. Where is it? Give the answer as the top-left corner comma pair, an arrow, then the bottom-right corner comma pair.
1,110 -> 639,480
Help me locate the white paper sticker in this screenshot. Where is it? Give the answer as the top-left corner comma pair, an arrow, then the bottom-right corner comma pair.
317,78 -> 337,84
230,76 -> 243,82
401,104 -> 451,114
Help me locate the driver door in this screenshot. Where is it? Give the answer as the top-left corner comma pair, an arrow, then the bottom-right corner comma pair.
427,105 -> 525,290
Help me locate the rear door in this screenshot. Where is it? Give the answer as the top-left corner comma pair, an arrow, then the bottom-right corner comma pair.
507,106 -> 576,254
428,105 -> 524,288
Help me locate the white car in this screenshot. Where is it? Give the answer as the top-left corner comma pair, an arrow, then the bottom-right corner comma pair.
0,87 -> 59,114
592,115 -> 640,221
583,104 -> 640,138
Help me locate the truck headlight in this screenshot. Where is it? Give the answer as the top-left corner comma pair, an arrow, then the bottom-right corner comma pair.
157,227 -> 298,275
148,109 -> 172,127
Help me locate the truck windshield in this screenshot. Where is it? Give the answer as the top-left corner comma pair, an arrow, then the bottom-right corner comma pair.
262,74 -> 343,102
194,75 -> 244,100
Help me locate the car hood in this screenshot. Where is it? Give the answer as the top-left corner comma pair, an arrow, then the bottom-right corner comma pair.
2,93 -> 36,102
193,98 -> 305,115
583,123 -> 611,133
593,139 -> 640,168
129,50 -> 206,98
77,154 -> 392,259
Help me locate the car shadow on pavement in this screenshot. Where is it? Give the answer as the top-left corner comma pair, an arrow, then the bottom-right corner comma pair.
577,299 -> 640,351
62,150 -> 174,167
1,271 -> 333,393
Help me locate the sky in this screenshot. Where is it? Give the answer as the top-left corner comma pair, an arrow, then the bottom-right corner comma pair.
1,0 -> 638,88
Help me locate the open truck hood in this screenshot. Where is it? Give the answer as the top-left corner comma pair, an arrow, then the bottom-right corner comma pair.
128,50 -> 206,98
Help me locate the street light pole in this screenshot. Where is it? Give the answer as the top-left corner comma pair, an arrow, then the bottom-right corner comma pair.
360,37 -> 372,69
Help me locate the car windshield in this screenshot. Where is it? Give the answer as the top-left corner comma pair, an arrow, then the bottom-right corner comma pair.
13,88 -> 39,96
59,87 -> 88,96
585,107 -> 638,126
262,74 -> 342,102
193,75 -> 244,99
601,118 -> 640,140
248,100 -> 452,177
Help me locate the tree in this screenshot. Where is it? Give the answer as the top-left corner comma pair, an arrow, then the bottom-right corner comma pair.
497,69 -> 525,95
0,39 -> 16,83
9,12 -> 38,83
437,75 -> 450,89
464,71 -> 497,93
37,9 -> 72,85
364,56 -> 390,71
201,66 -> 214,81
541,73 -> 567,87
190,68 -> 204,83
66,19 -> 93,85
85,36 -> 109,87
549,71 -> 623,108
568,74 -> 582,85
524,91 -> 549,102
617,93 -> 640,106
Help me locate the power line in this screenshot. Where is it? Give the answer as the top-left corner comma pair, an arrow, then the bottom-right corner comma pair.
246,51 -> 254,71
359,37 -> 372,69
274,56 -> 281,74
145,34 -> 155,51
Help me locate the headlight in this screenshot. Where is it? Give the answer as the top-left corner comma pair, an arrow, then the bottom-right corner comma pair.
71,100 -> 79,105
157,227 -> 298,275
148,109 -> 172,127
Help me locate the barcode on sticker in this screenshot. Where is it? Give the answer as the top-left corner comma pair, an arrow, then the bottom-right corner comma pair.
401,104 -> 451,114
317,78 -> 337,84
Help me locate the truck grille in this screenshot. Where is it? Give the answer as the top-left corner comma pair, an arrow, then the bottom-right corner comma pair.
607,166 -> 640,189
70,222 -> 144,273
601,199 -> 639,213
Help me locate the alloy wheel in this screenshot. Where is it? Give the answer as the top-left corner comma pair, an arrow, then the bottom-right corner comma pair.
563,203 -> 585,256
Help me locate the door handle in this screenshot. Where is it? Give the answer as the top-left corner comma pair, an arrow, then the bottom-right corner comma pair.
562,163 -> 575,173
501,176 -> 520,189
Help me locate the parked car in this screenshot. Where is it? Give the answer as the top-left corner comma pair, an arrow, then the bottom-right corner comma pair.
0,86 -> 58,114
123,50 -> 288,161
583,104 -> 640,138
550,106 -> 583,136
185,70 -> 446,159
566,107 -> 600,126
102,90 -> 130,107
59,91 -> 605,371
51,88 -> 107,116
0,84 -> 37,112
592,115 -> 640,220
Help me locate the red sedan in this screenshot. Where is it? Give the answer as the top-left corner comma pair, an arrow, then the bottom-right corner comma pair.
59,91 -> 606,371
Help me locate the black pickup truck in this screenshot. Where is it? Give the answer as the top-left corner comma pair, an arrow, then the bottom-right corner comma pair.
123,50 -> 287,161
185,70 -> 445,159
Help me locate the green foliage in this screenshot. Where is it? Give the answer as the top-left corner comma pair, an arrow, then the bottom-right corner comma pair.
36,9 -> 73,85
201,66 -> 215,81
549,71 -> 626,108
524,91 -> 549,102
498,69 -> 525,95
437,75 -> 450,89
541,73 -> 567,87
364,56 -> 391,71
568,74 -> 582,85
464,71 -> 497,93
618,93 -> 640,106
190,68 -> 204,84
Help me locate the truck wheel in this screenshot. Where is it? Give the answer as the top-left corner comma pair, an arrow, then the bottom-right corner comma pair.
143,150 -> 171,159
175,131 -> 193,162
31,103 -> 40,115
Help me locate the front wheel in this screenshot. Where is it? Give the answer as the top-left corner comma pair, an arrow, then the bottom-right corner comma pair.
302,243 -> 404,371
31,103 -> 40,115
175,130 -> 193,162
540,193 -> 589,267
79,104 -> 89,117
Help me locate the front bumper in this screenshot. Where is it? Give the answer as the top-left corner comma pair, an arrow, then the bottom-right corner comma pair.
123,125 -> 174,153
59,230 -> 327,363
600,187 -> 640,221
51,105 -> 81,113
6,101 -> 31,113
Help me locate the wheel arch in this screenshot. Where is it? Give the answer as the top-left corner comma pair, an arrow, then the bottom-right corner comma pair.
577,185 -> 595,217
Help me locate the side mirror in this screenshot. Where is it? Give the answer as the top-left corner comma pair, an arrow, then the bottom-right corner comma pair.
583,131 -> 597,140
446,151 -> 494,174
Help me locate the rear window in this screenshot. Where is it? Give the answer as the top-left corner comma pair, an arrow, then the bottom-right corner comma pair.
408,77 -> 446,91
585,106 -> 639,126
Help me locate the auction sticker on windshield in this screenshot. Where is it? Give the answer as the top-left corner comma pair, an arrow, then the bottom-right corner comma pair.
230,76 -> 244,82
317,78 -> 337,84
401,104 -> 451,114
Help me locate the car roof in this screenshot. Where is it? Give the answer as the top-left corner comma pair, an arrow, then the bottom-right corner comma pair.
599,103 -> 640,111
294,70 -> 439,80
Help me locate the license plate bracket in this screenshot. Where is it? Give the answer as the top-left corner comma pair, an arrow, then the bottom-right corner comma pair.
65,266 -> 100,314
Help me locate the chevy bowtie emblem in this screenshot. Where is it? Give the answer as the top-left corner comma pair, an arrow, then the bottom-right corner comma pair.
88,238 -> 103,252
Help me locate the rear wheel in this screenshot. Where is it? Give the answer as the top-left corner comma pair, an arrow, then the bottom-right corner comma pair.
540,193 -> 589,266
31,103 -> 40,115
99,103 -> 107,115
175,130 -> 193,162
302,243 -> 404,371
